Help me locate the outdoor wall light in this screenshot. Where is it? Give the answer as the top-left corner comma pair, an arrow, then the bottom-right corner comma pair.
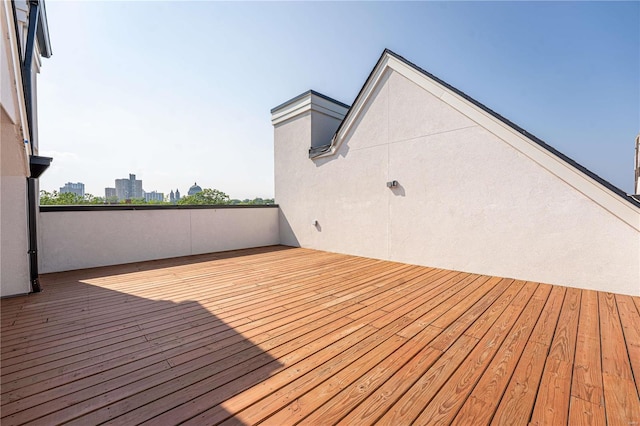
312,220 -> 319,226
386,180 -> 399,188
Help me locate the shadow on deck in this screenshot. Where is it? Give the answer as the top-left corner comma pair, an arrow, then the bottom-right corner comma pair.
1,246 -> 295,424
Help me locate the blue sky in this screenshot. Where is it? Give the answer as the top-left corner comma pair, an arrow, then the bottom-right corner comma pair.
38,1 -> 640,198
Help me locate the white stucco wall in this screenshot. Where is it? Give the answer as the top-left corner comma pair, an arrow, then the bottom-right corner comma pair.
39,207 -> 280,273
1,0 -> 50,297
274,68 -> 640,296
1,4 -> 30,297
1,176 -> 30,296
0,109 -> 31,297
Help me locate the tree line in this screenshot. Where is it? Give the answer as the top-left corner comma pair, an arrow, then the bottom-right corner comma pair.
40,189 -> 274,206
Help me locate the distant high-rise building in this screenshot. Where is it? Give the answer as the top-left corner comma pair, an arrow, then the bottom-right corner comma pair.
144,191 -> 164,202
60,182 -> 84,197
176,189 -> 181,200
114,174 -> 143,201
105,187 -> 117,200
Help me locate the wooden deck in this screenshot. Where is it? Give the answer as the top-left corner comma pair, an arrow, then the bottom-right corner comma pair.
1,246 -> 639,425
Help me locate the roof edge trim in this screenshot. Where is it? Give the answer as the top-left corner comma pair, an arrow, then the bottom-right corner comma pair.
36,0 -> 51,58
271,90 -> 349,114
271,90 -> 349,127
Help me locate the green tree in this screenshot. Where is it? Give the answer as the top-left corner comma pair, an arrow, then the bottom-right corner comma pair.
241,197 -> 275,205
40,190 -> 108,205
147,198 -> 168,205
39,190 -> 57,205
84,193 -> 105,204
177,188 -> 230,205
40,190 -> 84,205
119,197 -> 147,205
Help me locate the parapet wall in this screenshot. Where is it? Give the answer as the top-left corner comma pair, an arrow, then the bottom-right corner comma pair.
39,205 -> 279,273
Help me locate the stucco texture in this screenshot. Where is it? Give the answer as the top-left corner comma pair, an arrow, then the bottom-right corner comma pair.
1,108 -> 30,296
275,69 -> 640,296
39,208 -> 280,273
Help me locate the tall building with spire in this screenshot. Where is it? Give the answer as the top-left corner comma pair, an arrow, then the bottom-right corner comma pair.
169,188 -> 181,203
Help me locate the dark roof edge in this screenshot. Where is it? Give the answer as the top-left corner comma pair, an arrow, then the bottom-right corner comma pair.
329,48 -> 640,209
309,144 -> 332,158
271,90 -> 350,114
330,49 -> 391,142
37,0 -> 52,58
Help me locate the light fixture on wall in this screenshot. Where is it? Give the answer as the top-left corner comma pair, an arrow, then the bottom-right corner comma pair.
386,180 -> 398,188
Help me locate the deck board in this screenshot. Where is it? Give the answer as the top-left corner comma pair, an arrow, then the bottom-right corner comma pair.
1,245 -> 638,425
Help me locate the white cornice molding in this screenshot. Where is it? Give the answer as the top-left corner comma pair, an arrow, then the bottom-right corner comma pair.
315,52 -> 640,230
271,92 -> 349,126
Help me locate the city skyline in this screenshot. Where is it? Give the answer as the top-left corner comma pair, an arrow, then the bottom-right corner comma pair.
48,175 -> 258,202
46,175 -> 264,201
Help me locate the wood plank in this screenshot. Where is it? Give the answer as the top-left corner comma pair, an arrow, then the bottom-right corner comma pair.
491,285 -> 565,425
568,396 -> 605,426
428,277 -> 511,350
309,327 -> 443,424
599,292 -> 633,380
396,274 -> 493,339
530,287 -> 581,426
571,290 -> 603,405
25,317 -> 369,425
601,374 -> 640,425
410,281 -> 538,425
452,284 -> 550,425
616,294 -> 640,398
1,272 -> 376,394
259,334 -> 412,425
266,324 -> 442,425
71,309 -> 389,425
179,316 -> 418,426
462,279 -> 523,339
2,290 -> 348,402
429,275 -> 501,329
1,246 -> 638,426
336,336 -> 449,425
2,302 -> 358,422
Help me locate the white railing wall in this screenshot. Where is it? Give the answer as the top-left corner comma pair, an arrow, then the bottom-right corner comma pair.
39,205 -> 279,273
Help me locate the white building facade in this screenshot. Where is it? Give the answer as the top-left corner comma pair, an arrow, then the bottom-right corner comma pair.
1,0 -> 52,297
272,50 -> 640,296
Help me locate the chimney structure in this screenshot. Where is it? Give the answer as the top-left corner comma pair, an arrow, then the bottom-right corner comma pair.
271,90 -> 349,151
271,90 -> 349,246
